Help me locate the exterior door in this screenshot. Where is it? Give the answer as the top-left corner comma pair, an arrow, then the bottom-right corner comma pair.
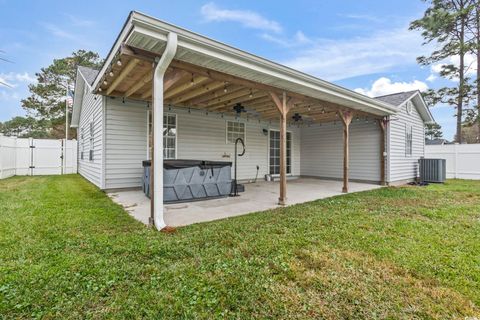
269,130 -> 291,175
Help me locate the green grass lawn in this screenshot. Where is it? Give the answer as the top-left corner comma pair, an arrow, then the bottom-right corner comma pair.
1,175 -> 480,319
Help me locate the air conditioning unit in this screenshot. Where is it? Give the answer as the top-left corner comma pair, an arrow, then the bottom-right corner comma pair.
419,158 -> 446,183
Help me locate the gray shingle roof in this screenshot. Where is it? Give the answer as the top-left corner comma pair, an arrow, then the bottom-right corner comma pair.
425,138 -> 449,145
78,66 -> 99,86
374,91 -> 418,107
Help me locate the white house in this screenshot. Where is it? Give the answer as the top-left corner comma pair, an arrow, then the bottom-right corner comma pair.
71,11 -> 434,229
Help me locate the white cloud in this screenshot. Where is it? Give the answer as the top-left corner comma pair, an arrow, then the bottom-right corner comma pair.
426,74 -> 437,82
339,13 -> 385,24
261,30 -> 313,48
200,2 -> 282,33
65,14 -> 95,27
41,23 -> 75,39
354,77 -> 428,97
282,27 -> 429,81
0,72 -> 36,88
428,53 -> 477,82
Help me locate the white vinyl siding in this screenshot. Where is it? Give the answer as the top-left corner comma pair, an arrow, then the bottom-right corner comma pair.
174,107 -> 300,181
77,88 -> 103,188
387,97 -> 425,183
104,98 -> 148,189
300,120 -> 382,182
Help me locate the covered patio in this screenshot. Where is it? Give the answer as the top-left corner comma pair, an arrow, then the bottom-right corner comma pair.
92,12 -> 397,230
108,178 -> 381,226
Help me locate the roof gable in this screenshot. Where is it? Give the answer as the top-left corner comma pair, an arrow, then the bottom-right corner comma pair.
374,90 -> 434,124
78,66 -> 99,87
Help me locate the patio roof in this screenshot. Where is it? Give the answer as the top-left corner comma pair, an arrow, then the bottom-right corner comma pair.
91,11 -> 397,124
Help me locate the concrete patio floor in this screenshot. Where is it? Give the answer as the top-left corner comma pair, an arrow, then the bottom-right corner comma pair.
107,178 -> 381,227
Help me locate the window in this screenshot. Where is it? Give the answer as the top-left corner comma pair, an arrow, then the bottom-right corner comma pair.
226,121 -> 245,144
269,130 -> 292,175
163,113 -> 177,159
406,124 -> 413,156
147,112 -> 177,160
89,119 -> 94,161
80,127 -> 84,160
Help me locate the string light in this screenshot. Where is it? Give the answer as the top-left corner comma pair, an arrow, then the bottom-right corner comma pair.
116,60 -> 122,66
223,82 -> 228,93
98,88 -> 102,92
103,80 -> 108,86
249,89 -> 253,98
321,108 -> 325,114
307,105 -> 311,111
109,71 -> 114,77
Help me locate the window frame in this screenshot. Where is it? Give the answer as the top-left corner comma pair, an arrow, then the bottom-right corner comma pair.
163,113 -> 177,160
89,117 -> 94,161
405,124 -> 413,157
268,129 -> 292,176
225,120 -> 246,145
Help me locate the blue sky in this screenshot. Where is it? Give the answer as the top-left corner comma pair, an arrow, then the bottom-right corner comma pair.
0,0 -> 462,139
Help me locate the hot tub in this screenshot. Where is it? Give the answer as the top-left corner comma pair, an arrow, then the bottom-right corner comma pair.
142,159 -> 232,203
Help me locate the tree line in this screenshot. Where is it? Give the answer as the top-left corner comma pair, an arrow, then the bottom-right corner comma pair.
0,50 -> 102,139
412,0 -> 480,143
1,1 -> 480,143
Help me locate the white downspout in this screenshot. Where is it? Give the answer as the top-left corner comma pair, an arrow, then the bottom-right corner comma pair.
153,32 -> 178,230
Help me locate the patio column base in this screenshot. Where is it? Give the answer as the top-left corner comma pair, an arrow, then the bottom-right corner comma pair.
278,198 -> 287,206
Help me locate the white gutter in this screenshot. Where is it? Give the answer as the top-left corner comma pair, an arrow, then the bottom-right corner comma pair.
129,11 -> 397,115
91,11 -> 397,116
152,32 -> 178,231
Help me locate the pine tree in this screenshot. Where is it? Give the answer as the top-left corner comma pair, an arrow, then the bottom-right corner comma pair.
410,0 -> 476,143
21,50 -> 103,139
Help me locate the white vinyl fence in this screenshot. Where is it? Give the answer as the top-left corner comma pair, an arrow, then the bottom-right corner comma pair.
0,136 -> 77,179
425,144 -> 480,180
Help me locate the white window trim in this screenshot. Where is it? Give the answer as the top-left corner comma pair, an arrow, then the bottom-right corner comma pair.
268,129 -> 293,176
405,123 -> 413,157
89,116 -> 94,161
164,112 -> 177,160
225,120 -> 246,145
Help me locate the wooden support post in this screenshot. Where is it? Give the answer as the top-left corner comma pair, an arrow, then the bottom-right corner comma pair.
339,111 -> 353,193
379,118 -> 388,185
270,91 -> 294,205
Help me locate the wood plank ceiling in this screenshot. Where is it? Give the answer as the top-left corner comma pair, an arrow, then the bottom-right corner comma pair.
97,50 -> 382,124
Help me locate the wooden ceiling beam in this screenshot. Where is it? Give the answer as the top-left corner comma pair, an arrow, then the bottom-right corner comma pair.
164,76 -> 209,100
106,58 -> 140,95
208,90 -> 266,111
125,70 -> 152,97
169,81 -> 225,105
205,88 -> 253,110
